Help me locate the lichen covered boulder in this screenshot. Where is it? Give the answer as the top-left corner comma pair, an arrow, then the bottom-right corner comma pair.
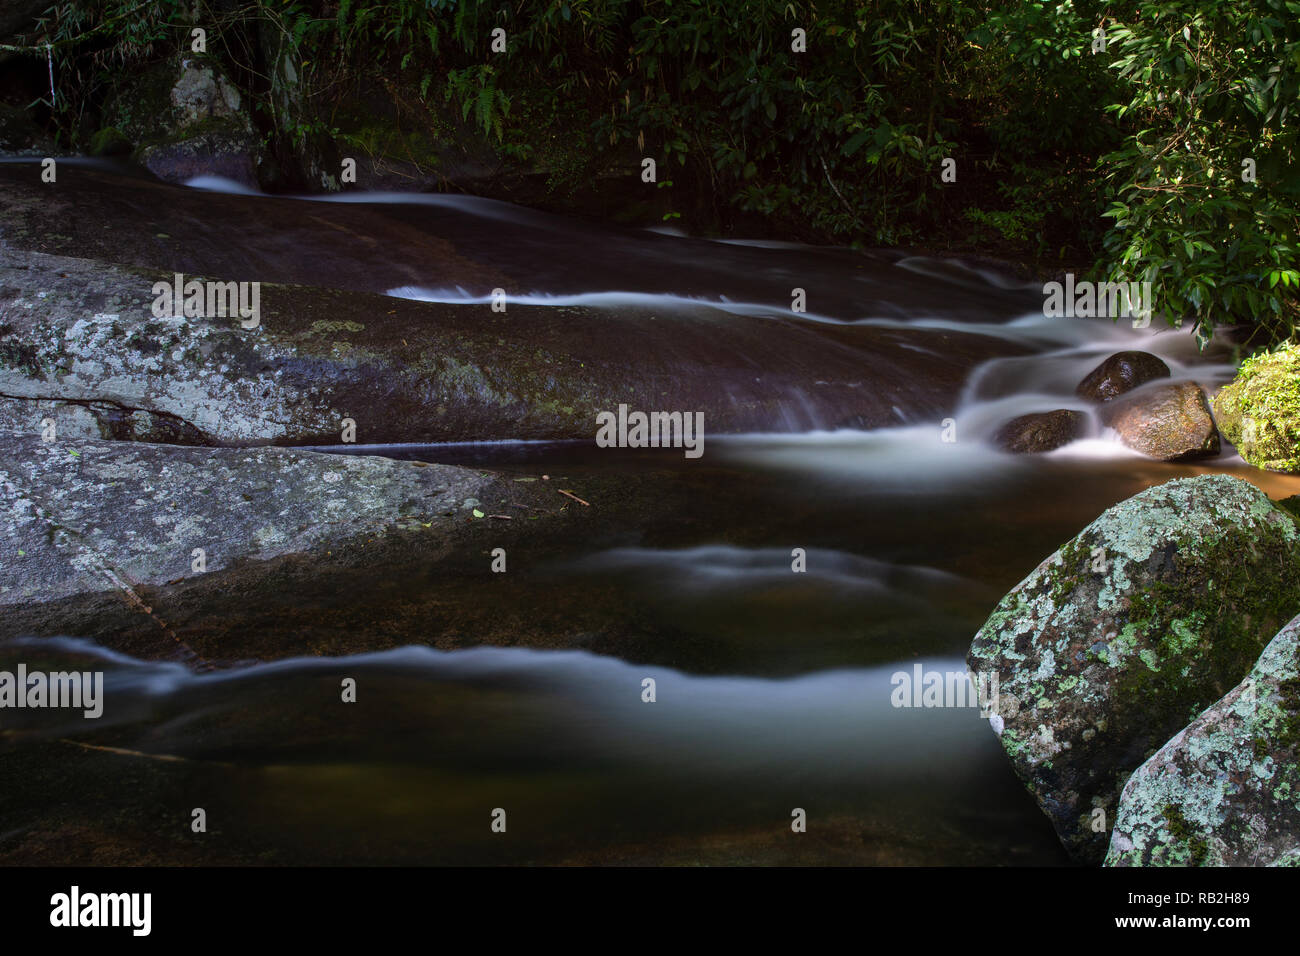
1106,614 -> 1300,866
967,475 -> 1300,863
1212,344 -> 1300,474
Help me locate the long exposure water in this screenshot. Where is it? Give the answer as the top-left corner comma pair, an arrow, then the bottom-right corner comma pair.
3,163 -> 1298,865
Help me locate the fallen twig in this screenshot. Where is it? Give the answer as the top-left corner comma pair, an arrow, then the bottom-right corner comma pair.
557,489 -> 590,507
56,739 -> 197,764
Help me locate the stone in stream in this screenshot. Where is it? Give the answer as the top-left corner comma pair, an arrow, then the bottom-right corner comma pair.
101,53 -> 263,188
1106,613 -> 1300,867
1099,382 -> 1221,461
1075,350 -> 1171,403
1211,343 -> 1300,474
993,409 -> 1088,454
967,475 -> 1300,863
0,244 -> 1021,445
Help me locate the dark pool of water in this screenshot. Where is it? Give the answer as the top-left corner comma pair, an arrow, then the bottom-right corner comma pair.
6,434 -> 1295,865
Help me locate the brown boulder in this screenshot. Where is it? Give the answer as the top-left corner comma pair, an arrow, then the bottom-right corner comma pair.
994,409 -> 1088,453
1076,351 -> 1171,403
1101,382 -> 1221,461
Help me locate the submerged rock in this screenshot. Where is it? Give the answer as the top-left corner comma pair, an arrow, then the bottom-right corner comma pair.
0,432 -> 582,663
1212,343 -> 1300,474
1076,351 -> 1170,403
994,409 -> 1088,454
1106,614 -> 1300,867
967,475 -> 1300,863
1100,382 -> 1221,461
0,432 -> 763,669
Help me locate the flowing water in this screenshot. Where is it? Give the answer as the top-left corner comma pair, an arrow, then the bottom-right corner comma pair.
4,167 -> 1300,865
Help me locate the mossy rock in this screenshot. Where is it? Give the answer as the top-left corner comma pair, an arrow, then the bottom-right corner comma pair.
968,475 -> 1300,863
1212,343 -> 1300,474
101,54 -> 262,185
88,127 -> 132,157
1107,613 -> 1300,866
1280,496 -> 1300,525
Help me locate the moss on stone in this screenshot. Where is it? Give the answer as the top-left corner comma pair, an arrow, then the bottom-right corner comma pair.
971,475 -> 1300,864
1212,343 -> 1300,473
89,126 -> 132,157
1162,804 -> 1210,865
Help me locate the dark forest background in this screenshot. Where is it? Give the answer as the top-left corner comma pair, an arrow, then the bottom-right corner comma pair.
1,0 -> 1297,345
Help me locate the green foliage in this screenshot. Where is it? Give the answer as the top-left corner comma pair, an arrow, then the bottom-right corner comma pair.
445,64 -> 509,140
15,0 -> 1300,344
1097,0 -> 1300,345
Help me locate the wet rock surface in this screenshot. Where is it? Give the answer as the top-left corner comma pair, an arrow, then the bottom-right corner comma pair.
0,432 -> 491,606
994,409 -> 1088,454
1076,350 -> 1171,403
0,162 -> 1043,322
0,432 -> 803,670
968,475 -> 1300,863
1100,382 -> 1221,461
0,432 -> 641,664
0,244 -> 1023,445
